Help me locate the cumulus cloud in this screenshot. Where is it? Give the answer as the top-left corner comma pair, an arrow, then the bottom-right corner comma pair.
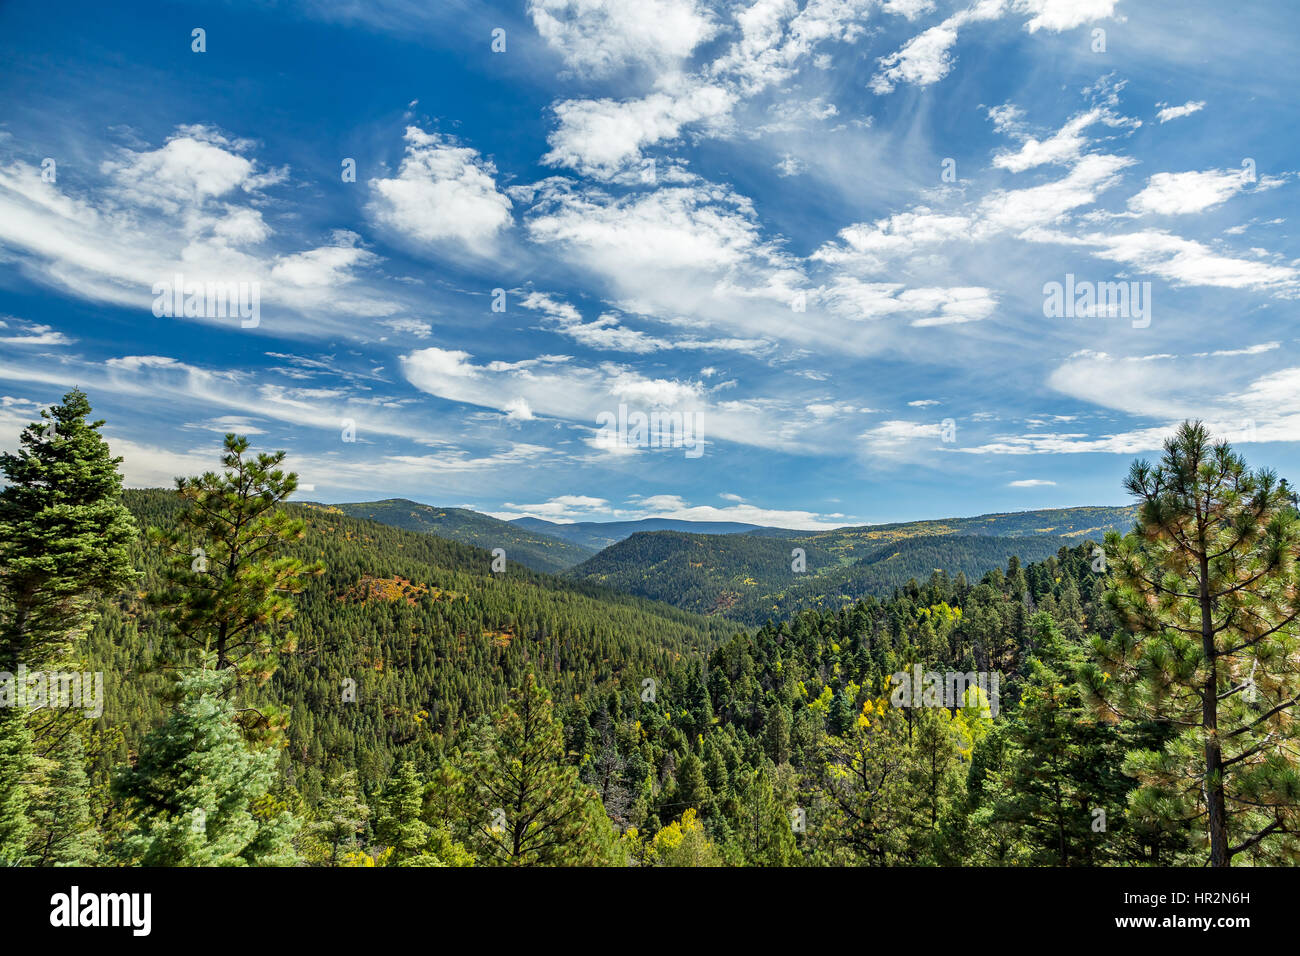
0,127 -> 400,330
991,108 -> 1128,173
543,82 -> 736,177
528,0 -> 717,77
1126,167 -> 1275,216
369,127 -> 512,251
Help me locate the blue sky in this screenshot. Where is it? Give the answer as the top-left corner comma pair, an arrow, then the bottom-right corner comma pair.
0,0 -> 1297,527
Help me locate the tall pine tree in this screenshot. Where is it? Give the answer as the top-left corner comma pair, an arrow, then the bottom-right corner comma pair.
1091,423 -> 1300,865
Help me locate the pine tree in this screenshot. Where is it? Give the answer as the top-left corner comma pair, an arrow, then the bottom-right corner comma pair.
0,389 -> 136,865
25,730 -> 99,865
0,712 -> 35,864
462,671 -> 616,865
149,434 -> 322,730
1091,423 -> 1300,865
905,706 -> 968,861
111,667 -> 299,866
375,761 -> 429,860
303,770 -> 369,866
0,388 -> 137,671
813,690 -> 910,864
979,614 -> 1137,865
734,763 -> 799,866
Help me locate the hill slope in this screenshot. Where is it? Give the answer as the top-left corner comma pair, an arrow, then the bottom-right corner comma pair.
564,502 -> 1136,625
86,490 -> 737,800
509,515 -> 767,552
320,499 -> 595,573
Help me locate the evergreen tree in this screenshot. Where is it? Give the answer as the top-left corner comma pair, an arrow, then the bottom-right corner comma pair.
0,389 -> 136,865
812,691 -> 910,864
733,764 -> 799,866
979,614 -> 1134,865
462,671 -> 617,865
0,713 -> 35,864
375,761 -> 429,861
0,388 -> 137,671
149,435 -> 322,731
111,667 -> 299,866
303,770 -> 369,866
25,730 -> 99,865
1091,423 -> 1300,865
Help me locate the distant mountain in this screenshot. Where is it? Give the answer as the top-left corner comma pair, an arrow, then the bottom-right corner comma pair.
509,516 -> 768,552
511,504 -> 1136,553
756,505 -> 1138,558
565,505 -> 1138,625
316,499 -> 595,573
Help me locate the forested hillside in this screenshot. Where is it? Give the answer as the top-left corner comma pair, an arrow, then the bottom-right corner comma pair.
84,488 -> 737,807
509,515 -> 768,552
4,394 -> 1297,869
323,499 -> 595,573
568,528 -> 1077,625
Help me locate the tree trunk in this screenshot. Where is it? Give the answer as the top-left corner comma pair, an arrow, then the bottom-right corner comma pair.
1200,552 -> 1230,867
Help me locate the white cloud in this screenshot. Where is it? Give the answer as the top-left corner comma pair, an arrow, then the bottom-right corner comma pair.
400,345 -> 858,454
882,0 -> 936,19
870,0 -> 1005,93
1156,100 -> 1206,123
379,318 -> 433,338
0,321 -> 74,346
992,108 -> 1113,173
518,290 -> 772,355
1013,0 -> 1119,34
528,0 -> 717,77
1007,478 -> 1056,486
369,127 -> 512,251
871,0 -> 1118,93
1126,167 -> 1267,216
632,493 -> 848,529
820,279 -> 999,326
0,130 -> 401,330
543,82 -> 736,177
100,125 -> 284,215
814,208 -> 973,266
498,494 -> 609,519
1079,229 -> 1297,291
774,154 -> 806,177
980,153 -> 1134,231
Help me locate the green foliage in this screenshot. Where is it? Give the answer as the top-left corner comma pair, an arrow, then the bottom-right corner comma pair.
0,709 -> 35,863
11,396 -> 1300,869
24,729 -> 99,866
111,667 -> 299,866
148,435 -> 324,704
1091,422 -> 1300,866
0,388 -> 138,672
300,770 -> 368,866
462,671 -> 618,865
570,530 -> 1086,625
328,499 -> 595,574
